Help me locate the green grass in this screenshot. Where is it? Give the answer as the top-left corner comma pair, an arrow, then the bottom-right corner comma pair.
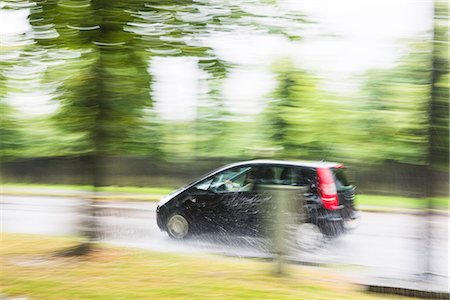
2,182 -> 93,190
431,196 -> 450,208
1,182 -> 174,195
0,233 -> 402,300
356,195 -> 423,209
357,194 -> 448,209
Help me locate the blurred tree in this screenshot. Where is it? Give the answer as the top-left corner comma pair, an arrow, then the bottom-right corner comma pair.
27,1 -> 155,159
264,59 -> 338,159
357,2 -> 448,168
423,0 -> 449,279
3,0 -> 308,162
429,0 -> 449,172
359,43 -> 431,165
0,45 -> 25,161
133,0 -> 308,160
0,98 -> 23,160
193,77 -> 230,157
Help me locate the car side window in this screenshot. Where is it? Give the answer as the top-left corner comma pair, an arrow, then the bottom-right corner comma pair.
210,166 -> 252,193
279,167 -> 296,185
279,167 -> 313,186
254,167 -> 277,184
194,165 -> 317,192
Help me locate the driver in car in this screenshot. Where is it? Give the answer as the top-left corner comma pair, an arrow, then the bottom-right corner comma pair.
225,170 -> 256,192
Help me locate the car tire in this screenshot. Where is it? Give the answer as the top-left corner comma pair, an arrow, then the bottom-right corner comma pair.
319,220 -> 344,237
166,213 -> 190,239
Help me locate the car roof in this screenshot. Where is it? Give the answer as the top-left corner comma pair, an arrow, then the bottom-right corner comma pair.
223,159 -> 342,169
172,159 -> 343,195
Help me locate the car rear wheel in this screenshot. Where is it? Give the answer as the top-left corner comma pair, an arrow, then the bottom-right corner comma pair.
319,220 -> 344,237
166,214 -> 190,239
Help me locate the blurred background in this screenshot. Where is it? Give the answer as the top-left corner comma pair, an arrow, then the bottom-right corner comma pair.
0,0 -> 448,197
0,0 -> 449,298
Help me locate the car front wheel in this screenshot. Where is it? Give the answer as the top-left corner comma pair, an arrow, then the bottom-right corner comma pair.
166,214 -> 190,239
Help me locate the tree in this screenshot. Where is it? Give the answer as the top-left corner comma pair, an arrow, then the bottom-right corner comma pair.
26,1 -> 155,158
423,0 -> 449,280
265,59 -> 338,159
193,73 -> 231,157
359,43 -> 431,165
429,0 -> 449,172
0,35 -> 26,161
0,99 -> 23,160
3,0 -> 309,160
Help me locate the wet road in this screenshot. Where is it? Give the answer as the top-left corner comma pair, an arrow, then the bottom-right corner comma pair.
1,195 -> 448,285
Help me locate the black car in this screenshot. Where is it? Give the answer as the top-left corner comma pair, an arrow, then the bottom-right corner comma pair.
156,160 -> 359,242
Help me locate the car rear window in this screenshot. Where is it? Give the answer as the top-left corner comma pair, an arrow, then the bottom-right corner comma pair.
331,167 -> 350,190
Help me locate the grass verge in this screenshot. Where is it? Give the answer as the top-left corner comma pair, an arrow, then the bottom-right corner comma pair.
356,194 -> 448,209
0,233 -> 402,300
1,183 -> 174,195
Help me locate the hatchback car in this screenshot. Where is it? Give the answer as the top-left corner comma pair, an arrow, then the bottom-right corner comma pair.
156,160 -> 359,241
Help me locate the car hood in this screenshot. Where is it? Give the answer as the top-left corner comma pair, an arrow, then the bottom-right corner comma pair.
159,186 -> 187,206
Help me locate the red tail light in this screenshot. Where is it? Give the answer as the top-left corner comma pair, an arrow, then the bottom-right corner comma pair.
317,167 -> 338,210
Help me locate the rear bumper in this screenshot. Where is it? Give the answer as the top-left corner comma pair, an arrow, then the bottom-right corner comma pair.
309,205 -> 360,233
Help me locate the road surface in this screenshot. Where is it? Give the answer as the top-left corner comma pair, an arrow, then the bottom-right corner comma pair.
1,195 -> 448,288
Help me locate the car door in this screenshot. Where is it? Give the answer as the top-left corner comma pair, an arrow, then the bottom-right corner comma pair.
216,165 -> 279,236
187,165 -> 261,235
252,165 -> 310,236
182,176 -> 219,233
217,189 -> 262,235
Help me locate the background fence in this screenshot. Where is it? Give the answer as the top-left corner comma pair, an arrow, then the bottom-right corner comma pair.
1,156 -> 448,197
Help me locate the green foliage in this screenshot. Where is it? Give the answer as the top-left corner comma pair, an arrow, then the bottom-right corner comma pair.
430,0 -> 449,170
0,102 -> 24,160
26,1 -> 155,156
193,78 -> 230,156
355,1 -> 448,167
0,45 -> 25,160
264,59 -> 337,159
359,44 -> 431,164
1,0 -> 446,170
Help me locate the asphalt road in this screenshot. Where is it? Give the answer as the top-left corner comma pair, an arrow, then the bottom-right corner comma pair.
1,195 -> 448,288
